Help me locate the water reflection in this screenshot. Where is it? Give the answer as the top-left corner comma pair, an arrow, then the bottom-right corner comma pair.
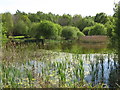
30,53 -> 119,88
82,54 -> 120,88
108,53 -> 120,88
40,41 -> 107,54
107,41 -> 120,88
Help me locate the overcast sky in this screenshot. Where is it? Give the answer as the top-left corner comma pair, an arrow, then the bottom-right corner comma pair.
0,0 -> 119,16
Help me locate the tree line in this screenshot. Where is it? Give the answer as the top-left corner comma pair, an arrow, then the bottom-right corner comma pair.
1,9 -> 116,40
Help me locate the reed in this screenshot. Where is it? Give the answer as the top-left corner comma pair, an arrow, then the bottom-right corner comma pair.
79,36 -> 108,43
1,42 -> 108,88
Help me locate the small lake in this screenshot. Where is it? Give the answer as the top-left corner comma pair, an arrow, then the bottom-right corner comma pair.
1,41 -> 120,88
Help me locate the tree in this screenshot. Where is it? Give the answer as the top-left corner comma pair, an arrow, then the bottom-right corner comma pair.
88,23 -> 107,35
114,1 -> 120,52
28,13 -> 40,22
29,22 -> 40,38
13,20 -> 29,36
105,18 -> 115,38
34,20 -> 62,39
71,15 -> 95,31
11,12 -> 31,36
58,14 -> 72,26
79,18 -> 95,31
115,2 -> 120,37
94,12 -> 108,24
71,14 -> 82,27
113,3 -> 119,17
107,2 -> 120,55
2,12 -> 14,37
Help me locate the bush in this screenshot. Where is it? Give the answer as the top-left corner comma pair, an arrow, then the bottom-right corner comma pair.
88,23 -> 107,35
30,20 -> 62,39
82,27 -> 92,35
54,24 -> 62,39
61,26 -> 83,40
77,32 -> 85,37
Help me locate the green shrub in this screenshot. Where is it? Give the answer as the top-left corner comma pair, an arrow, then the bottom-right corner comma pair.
54,24 -> 62,39
88,23 -> 107,35
77,32 -> 85,37
61,26 -> 83,40
38,20 -> 58,39
29,20 -> 62,39
82,27 -> 92,35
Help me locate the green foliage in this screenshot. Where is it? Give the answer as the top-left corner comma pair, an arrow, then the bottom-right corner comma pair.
2,10 -> 116,41
82,27 -> 92,35
105,21 -> 115,38
77,32 -> 85,37
29,22 -> 40,38
2,12 -> 32,37
54,23 -> 62,39
32,20 -> 62,39
94,12 -> 108,24
20,15 -> 31,27
79,18 -> 95,31
71,15 -> 82,28
13,20 -> 29,35
58,14 -> 72,26
28,13 -> 40,22
13,14 -> 31,35
115,3 -> 120,38
113,3 -> 119,17
72,15 -> 95,31
61,26 -> 83,40
106,2 -> 120,53
112,2 -> 120,51
2,12 -> 14,36
1,23 -> 6,35
88,23 -> 107,35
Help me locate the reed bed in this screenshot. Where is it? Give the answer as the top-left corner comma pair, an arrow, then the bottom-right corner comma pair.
79,36 -> 108,43
1,43 -> 109,88
1,54 -> 85,88
1,58 -> 107,88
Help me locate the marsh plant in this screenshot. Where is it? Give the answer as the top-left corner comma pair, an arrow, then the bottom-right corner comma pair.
1,54 -> 86,88
2,43 -> 119,88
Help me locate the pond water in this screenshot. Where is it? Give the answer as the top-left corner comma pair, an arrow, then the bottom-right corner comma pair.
2,41 -> 120,88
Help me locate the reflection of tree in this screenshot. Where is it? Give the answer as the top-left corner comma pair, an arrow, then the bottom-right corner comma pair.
90,62 -> 95,86
89,55 -> 105,86
108,53 -> 120,88
108,54 -> 110,69
100,55 -> 104,84
61,42 -> 83,54
117,51 -> 120,87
